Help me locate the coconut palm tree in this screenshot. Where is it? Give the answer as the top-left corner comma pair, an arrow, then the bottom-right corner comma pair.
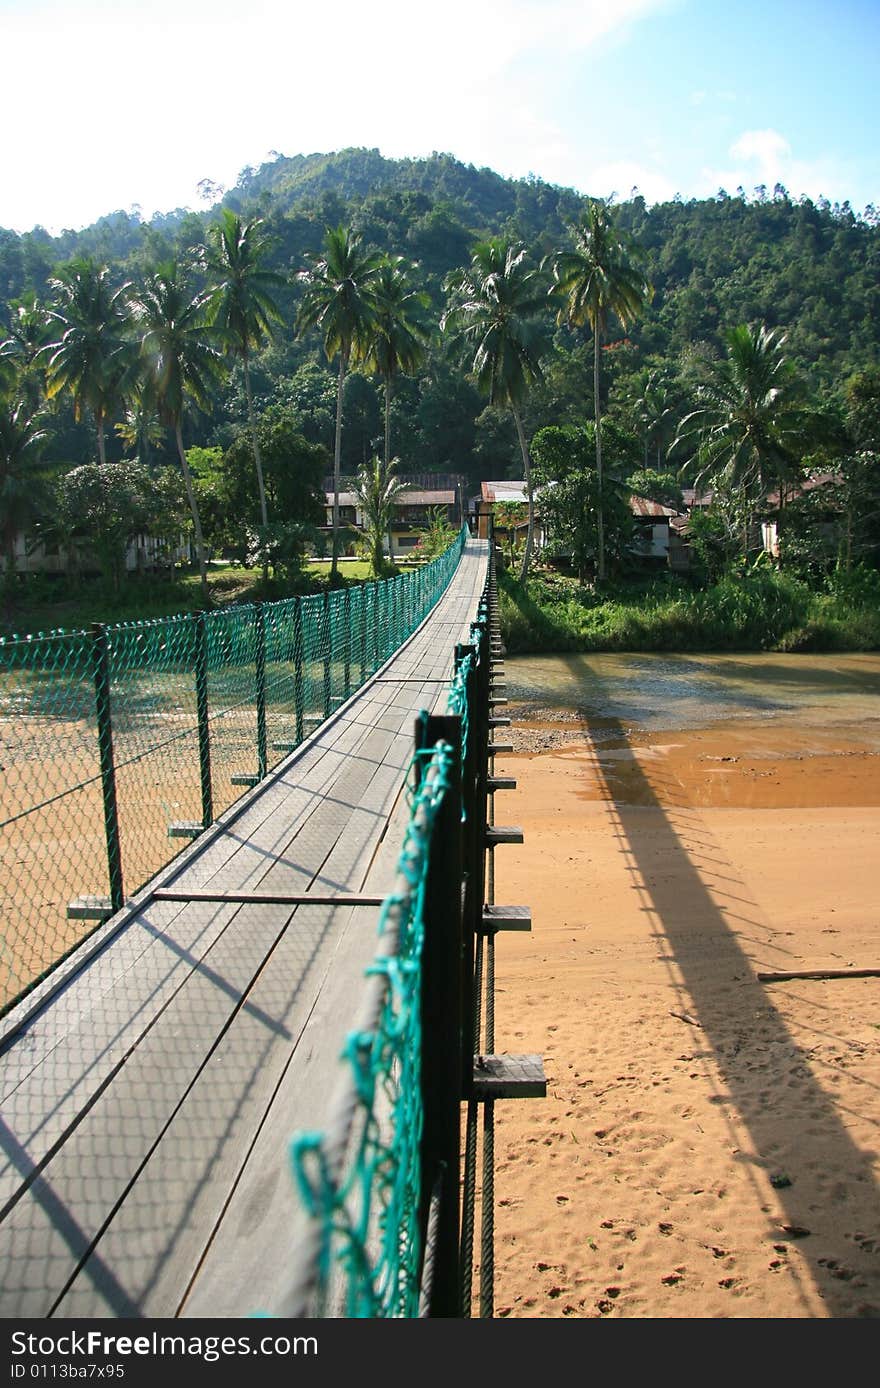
204,211 -> 285,569
631,367 -> 676,468
296,226 -> 382,580
363,256 -> 429,468
132,264 -> 225,603
0,296 -> 53,411
547,201 -> 652,580
114,397 -> 164,465
674,323 -> 808,551
0,400 -> 48,586
354,454 -> 405,575
442,238 -> 547,581
42,259 -> 133,466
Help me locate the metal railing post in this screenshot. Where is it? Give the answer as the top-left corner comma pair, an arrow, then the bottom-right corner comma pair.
194,611 -> 213,827
343,586 -> 351,700
255,603 -> 267,779
90,622 -> 124,912
322,590 -> 332,720
416,713 -> 464,1318
293,597 -> 304,746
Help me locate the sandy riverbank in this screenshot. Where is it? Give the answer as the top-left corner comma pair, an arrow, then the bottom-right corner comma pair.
488,717 -> 880,1318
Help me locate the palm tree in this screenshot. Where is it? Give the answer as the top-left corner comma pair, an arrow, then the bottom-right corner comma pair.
363,257 -> 429,468
0,296 -> 53,411
547,201 -> 652,580
205,211 -> 285,567
296,226 -> 382,580
631,367 -> 676,468
114,398 -> 164,464
442,238 -> 547,581
0,400 -> 48,587
674,323 -> 806,552
132,264 -> 225,603
354,454 -> 405,575
42,259 -> 132,466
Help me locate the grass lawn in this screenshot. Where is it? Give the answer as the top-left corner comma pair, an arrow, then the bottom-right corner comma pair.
2,559 -> 419,637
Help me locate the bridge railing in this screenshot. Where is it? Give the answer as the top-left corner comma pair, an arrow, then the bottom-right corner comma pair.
284,545 -> 502,1318
0,529 -> 467,1016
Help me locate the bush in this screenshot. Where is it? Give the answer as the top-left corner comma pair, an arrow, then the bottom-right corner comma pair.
498,567 -> 880,654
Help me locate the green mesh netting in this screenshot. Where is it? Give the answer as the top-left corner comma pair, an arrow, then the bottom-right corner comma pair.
0,528 -> 466,1016
291,739 -> 455,1318
285,576 -> 490,1319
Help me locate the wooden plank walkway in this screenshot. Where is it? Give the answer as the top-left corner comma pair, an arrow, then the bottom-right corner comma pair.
0,539 -> 489,1319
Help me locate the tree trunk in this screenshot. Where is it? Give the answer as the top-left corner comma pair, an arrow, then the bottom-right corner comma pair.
513,407 -> 535,583
594,323 -> 605,582
174,421 -> 209,605
244,347 -> 269,584
97,412 -> 106,468
384,377 -> 392,470
331,350 -> 348,582
2,534 -> 16,619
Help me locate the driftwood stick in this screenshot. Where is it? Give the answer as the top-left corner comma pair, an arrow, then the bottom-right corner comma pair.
757,967 -> 880,983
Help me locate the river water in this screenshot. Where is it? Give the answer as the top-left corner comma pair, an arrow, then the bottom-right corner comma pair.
502,651 -> 880,808
504,651 -> 880,740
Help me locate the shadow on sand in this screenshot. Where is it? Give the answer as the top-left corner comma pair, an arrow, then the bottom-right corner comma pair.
577,688 -> 880,1318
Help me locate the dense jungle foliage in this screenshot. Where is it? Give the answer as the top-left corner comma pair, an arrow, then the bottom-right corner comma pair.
1,147 -> 877,482
1,148 -> 878,647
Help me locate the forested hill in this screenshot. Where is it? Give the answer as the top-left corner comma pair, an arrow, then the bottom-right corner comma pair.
3,147 -> 877,374
1,147 -> 877,481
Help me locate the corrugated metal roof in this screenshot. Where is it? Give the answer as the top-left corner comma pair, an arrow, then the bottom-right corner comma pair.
481,480 -> 529,503
629,495 -> 678,518
324,490 -> 454,508
766,473 -> 842,506
396,489 -> 455,505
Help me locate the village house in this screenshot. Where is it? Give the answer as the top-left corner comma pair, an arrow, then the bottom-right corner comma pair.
322,473 -> 466,561
475,480 -> 686,569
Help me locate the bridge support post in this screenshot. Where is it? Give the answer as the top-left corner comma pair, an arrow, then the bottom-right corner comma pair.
416,713 -> 464,1318
90,622 -> 124,913
321,590 -> 331,720
255,603 -> 267,780
194,611 -> 213,827
293,598 -> 304,746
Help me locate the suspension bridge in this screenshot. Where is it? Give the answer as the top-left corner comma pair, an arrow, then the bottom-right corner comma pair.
0,532 -> 544,1318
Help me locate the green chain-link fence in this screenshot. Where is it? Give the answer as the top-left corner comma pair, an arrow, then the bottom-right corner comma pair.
286,565 -> 492,1318
291,736 -> 457,1318
0,530 -> 466,1017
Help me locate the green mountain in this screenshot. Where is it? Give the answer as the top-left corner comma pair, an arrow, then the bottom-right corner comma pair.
1,147 -> 877,482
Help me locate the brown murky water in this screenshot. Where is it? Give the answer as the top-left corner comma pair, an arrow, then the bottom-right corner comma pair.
503,652 -> 880,810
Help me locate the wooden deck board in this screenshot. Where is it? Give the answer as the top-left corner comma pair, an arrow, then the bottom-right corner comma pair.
0,540 -> 488,1319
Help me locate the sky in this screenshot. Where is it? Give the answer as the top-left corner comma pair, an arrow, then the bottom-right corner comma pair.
2,0 -> 878,235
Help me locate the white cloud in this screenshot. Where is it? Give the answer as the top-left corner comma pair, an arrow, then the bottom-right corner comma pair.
573,160 -> 678,204
699,127 -> 865,205
729,129 -> 792,184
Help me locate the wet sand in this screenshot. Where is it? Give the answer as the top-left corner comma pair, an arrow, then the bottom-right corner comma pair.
489,707 -> 880,1318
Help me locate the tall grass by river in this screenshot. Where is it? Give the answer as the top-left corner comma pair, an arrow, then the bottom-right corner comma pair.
500,568 -> 880,655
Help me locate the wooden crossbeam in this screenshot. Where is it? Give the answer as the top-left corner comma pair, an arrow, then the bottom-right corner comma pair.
151,889 -> 386,907
486,825 -> 524,846
481,904 -> 531,932
472,1053 -> 546,1099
